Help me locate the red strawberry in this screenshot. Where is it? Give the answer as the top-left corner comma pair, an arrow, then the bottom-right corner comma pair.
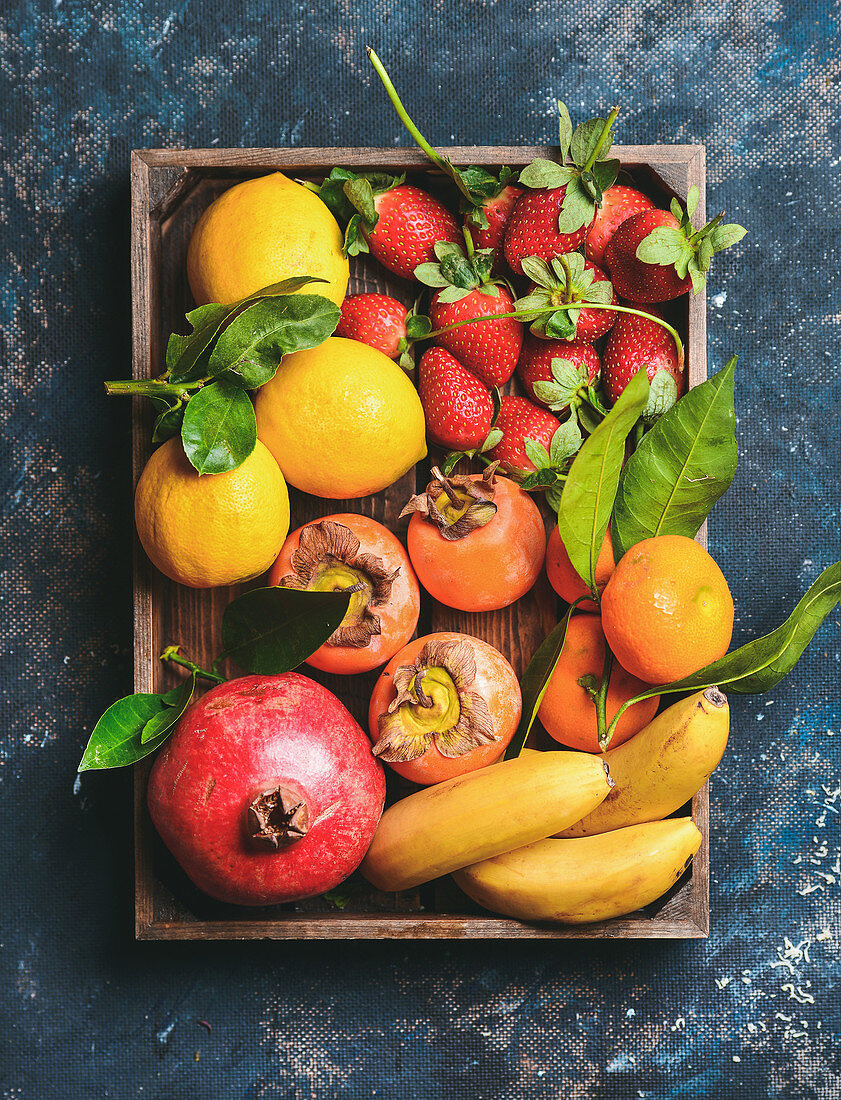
605,193 -> 746,302
336,294 -> 408,358
485,395 -> 560,475
418,347 -> 494,451
415,239 -> 523,387
602,303 -> 685,405
515,254 -> 617,342
430,284 -> 522,388
503,187 -> 595,276
467,184 -> 524,268
369,185 -> 461,280
517,336 -> 600,411
585,185 -> 655,268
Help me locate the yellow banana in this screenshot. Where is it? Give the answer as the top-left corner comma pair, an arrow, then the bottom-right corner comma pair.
453,818 -> 702,924
558,687 -> 729,838
360,751 -> 612,892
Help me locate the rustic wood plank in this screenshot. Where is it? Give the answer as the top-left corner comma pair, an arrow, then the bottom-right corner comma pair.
133,145 -> 710,940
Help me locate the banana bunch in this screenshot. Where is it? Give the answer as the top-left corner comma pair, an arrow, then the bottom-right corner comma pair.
361,687 -> 729,924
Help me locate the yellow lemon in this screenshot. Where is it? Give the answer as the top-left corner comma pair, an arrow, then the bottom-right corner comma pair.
135,437 -> 290,588
187,172 -> 349,307
255,337 -> 427,498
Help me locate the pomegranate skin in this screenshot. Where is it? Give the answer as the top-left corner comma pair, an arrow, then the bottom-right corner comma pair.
147,673 -> 386,906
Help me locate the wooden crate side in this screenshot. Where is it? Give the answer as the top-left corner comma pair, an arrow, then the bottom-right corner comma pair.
132,145 -> 710,941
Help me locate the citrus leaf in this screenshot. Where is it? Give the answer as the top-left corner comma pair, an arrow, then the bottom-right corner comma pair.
618,562 -> 840,708
504,600 -> 587,759
140,673 -> 196,744
78,693 -> 174,771
219,587 -> 352,675
180,379 -> 257,475
558,368 -> 649,596
613,357 -> 737,557
167,278 -> 323,384
208,294 -> 341,388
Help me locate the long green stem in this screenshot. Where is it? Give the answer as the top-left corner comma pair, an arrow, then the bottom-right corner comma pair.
367,47 -> 447,173
424,303 -> 685,365
594,646 -> 614,746
582,107 -> 619,173
160,645 -> 226,685
104,378 -> 200,398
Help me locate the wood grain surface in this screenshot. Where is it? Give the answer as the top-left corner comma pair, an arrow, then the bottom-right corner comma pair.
131,146 -> 708,940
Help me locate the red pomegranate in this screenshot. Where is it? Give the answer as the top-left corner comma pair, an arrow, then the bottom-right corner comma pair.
147,673 -> 386,906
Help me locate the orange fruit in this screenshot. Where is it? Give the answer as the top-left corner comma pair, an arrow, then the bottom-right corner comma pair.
545,525 -> 615,611
601,535 -> 734,683
538,614 -> 659,753
134,437 -> 290,588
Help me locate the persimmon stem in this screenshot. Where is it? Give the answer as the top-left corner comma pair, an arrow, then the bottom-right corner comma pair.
431,465 -> 462,508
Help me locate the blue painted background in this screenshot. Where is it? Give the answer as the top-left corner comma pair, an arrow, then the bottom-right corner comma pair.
1,1 -> 838,1096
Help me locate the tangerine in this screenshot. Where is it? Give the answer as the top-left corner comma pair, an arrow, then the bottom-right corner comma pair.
546,525 -> 615,611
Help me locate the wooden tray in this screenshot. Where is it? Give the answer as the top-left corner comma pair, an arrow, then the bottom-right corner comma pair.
131,145 -> 709,940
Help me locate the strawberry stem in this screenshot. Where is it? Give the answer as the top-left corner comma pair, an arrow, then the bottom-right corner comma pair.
689,210 -> 725,245
462,224 -> 475,259
424,304 -> 685,365
367,47 -> 449,175
582,107 -> 620,173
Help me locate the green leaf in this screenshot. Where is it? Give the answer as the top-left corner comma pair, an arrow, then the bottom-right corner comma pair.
558,101 -> 573,162
557,368 -> 649,595
570,117 -> 614,167
620,562 -> 840,709
414,263 -> 449,287
582,278 -> 614,305
520,256 -> 555,287
636,226 -> 692,266
78,693 -> 175,771
151,400 -> 184,443
710,223 -> 747,252
550,417 -> 583,464
435,285 -> 472,304
524,437 -> 552,469
612,357 -> 737,558
180,379 -> 257,475
208,295 -> 341,388
405,314 -> 432,340
591,158 -> 620,194
480,428 -> 503,452
545,480 -> 564,512
343,176 -> 377,224
642,370 -> 679,424
504,601 -> 586,759
557,178 -> 596,234
542,310 -> 577,340
140,673 -> 196,744
519,158 -> 576,189
167,279 -> 322,385
219,587 -> 352,675
686,185 -> 700,218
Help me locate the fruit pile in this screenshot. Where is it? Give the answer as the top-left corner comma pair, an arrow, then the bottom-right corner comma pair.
81,53 -> 839,929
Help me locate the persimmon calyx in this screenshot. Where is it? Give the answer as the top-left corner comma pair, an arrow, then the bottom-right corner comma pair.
373,638 -> 498,762
278,520 -> 399,648
399,464 -> 498,542
246,785 -> 310,849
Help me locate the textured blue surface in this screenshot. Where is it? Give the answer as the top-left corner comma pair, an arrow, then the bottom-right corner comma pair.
1,1 -> 839,1097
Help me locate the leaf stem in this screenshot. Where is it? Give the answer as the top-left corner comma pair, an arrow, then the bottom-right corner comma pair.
594,645 -> 614,745
105,378 -> 200,398
160,645 -> 226,684
582,106 -> 620,173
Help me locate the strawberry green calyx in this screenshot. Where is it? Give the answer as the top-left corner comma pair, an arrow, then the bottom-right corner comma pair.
366,46 -> 515,230
278,520 -> 399,648
373,638 -> 499,762
636,187 -> 746,294
414,229 -> 502,304
515,253 -> 615,339
532,357 -> 607,419
518,102 -> 621,234
312,166 -> 404,257
400,464 -> 499,541
396,305 -> 433,371
517,416 -> 588,509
